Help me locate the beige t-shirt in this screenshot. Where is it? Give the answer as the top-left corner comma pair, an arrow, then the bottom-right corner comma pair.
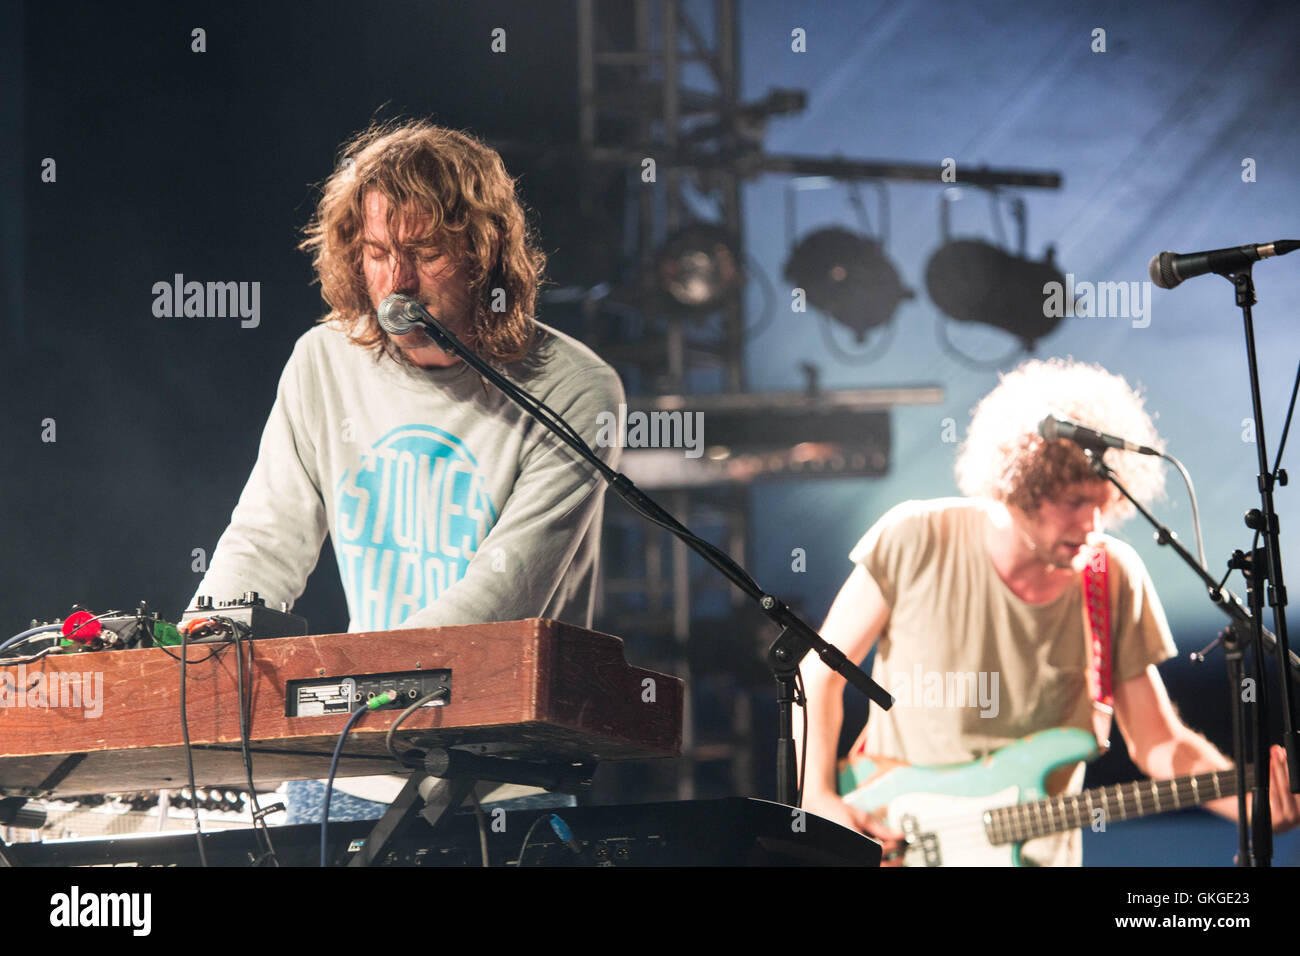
846,498 -> 1177,865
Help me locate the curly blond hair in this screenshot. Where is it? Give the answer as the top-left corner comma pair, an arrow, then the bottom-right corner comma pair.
954,358 -> 1166,522
299,120 -> 544,365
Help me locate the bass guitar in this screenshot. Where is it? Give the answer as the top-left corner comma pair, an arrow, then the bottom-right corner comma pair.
838,727 -> 1241,866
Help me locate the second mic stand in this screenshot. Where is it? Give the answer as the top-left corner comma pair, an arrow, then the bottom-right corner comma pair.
1086,451 -> 1300,865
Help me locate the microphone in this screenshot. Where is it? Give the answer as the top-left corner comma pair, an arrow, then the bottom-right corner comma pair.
1039,415 -> 1159,456
377,293 -> 455,353
377,293 -> 424,335
1148,240 -> 1299,290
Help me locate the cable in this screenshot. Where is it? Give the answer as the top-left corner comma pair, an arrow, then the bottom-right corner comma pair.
815,311 -> 896,365
1160,451 -> 1208,570
231,623 -> 275,861
321,691 -> 396,867
612,486 -> 763,596
1213,560 -> 1237,601
1269,357 -> 1300,479
936,316 -> 1025,372
178,623 -> 208,867
155,640 -> 227,664
61,608 -> 124,642
489,363 -> 588,451
384,687 -> 450,765
1,609 -> 123,657
0,646 -> 62,666
0,624 -> 63,656
226,620 -> 280,866
468,789 -> 490,868
1201,357 -> 1298,600
515,812 -> 553,866
423,303 -> 816,683
425,308 -> 769,601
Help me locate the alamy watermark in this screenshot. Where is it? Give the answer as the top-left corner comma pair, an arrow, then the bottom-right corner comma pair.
152,274 -> 260,328
50,886 -> 151,936
0,667 -> 104,718
884,666 -> 1000,718
594,404 -> 705,459
1043,274 -> 1151,329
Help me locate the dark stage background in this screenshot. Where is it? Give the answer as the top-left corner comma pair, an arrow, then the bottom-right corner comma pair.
3,0 -> 1300,866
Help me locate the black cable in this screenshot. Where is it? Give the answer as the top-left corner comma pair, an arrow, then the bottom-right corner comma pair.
321,702 -> 374,867
815,311 -> 896,365
936,316 -> 1024,372
384,687 -> 450,765
1207,356 -> 1298,600
417,300 -> 851,728
1269,357 -> 1300,478
155,639 -> 227,664
1214,560 -> 1238,600
168,618 -> 263,866
178,624 -> 208,867
419,305 -> 767,599
595,478 -> 763,597
225,620 -> 280,866
485,358 -> 588,451
234,626 -> 280,863
62,607 -> 125,643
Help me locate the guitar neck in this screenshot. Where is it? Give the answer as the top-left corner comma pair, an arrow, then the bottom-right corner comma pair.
983,767 -> 1248,846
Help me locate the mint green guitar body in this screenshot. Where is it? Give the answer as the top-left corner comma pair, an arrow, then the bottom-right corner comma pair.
838,727 -> 1099,866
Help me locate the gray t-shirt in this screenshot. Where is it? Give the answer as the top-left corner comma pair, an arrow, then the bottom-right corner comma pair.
191,319 -> 624,633
847,497 -> 1177,865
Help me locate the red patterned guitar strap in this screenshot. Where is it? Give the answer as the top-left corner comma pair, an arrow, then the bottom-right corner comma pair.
1082,544 -> 1114,752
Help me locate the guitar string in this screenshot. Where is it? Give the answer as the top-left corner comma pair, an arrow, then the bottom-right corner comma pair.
878,790 -> 1191,846
855,775 -> 1231,853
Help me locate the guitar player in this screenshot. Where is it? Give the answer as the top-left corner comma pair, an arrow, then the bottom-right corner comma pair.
798,358 -> 1300,865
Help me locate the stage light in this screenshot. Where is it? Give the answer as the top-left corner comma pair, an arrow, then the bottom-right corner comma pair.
924,239 -> 1065,352
654,225 -> 743,313
781,227 -> 913,342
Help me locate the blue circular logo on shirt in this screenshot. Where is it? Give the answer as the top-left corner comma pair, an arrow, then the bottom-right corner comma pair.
334,425 -> 497,630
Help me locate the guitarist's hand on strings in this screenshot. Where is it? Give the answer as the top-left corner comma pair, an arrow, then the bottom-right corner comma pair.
1232,747 -> 1299,862
804,789 -> 907,866
1115,668 -> 1300,835
1267,744 -> 1300,833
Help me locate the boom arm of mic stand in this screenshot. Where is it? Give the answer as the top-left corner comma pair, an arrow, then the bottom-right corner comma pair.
403,308 -> 893,805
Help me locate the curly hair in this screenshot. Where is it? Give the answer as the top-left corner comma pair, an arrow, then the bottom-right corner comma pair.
954,358 -> 1166,523
299,119 -> 544,366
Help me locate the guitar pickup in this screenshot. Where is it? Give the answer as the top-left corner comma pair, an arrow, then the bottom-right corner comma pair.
901,813 -> 942,867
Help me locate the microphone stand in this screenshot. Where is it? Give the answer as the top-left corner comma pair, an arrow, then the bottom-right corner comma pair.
1223,264 -> 1300,866
1085,449 -> 1300,866
384,299 -> 893,807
